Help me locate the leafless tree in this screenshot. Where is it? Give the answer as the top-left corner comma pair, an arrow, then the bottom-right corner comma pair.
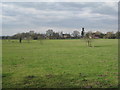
38,35 -> 44,44
84,31 -> 94,47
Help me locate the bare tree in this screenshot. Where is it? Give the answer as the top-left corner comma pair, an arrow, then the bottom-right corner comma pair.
84,31 -> 94,47
27,36 -> 31,43
38,34 -> 44,44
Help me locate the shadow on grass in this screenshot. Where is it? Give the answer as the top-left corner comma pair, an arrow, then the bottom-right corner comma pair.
93,45 -> 113,47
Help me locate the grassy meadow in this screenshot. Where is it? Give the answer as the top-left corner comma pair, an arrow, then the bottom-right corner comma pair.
2,39 -> 118,88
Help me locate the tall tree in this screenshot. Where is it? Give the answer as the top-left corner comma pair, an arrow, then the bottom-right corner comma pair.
115,31 -> 120,39
81,28 -> 85,38
72,30 -> 80,38
106,32 -> 115,39
46,29 -> 54,39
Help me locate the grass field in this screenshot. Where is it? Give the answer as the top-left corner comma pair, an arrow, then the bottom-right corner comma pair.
2,39 -> 118,88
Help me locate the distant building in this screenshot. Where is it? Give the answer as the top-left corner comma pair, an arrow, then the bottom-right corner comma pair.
62,34 -> 71,39
29,31 -> 34,35
94,35 -> 100,39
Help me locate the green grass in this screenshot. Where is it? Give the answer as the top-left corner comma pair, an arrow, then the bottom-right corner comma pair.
2,39 -> 118,88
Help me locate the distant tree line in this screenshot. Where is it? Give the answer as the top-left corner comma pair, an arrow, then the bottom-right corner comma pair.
1,29 -> 120,40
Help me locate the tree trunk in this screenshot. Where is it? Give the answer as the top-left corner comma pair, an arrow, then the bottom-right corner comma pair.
19,37 -> 22,43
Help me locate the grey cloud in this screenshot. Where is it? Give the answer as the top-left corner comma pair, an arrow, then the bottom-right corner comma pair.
2,2 -> 118,35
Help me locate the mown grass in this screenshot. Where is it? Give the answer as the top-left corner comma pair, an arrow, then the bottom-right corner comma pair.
2,39 -> 118,88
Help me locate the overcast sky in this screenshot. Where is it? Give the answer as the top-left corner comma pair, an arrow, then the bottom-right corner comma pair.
2,2 -> 118,36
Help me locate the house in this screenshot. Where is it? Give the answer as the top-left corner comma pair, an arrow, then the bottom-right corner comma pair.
62,34 -> 71,39
29,31 -> 34,35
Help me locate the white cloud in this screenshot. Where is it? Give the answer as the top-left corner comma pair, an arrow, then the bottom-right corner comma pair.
103,2 -> 118,11
2,15 -> 17,21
